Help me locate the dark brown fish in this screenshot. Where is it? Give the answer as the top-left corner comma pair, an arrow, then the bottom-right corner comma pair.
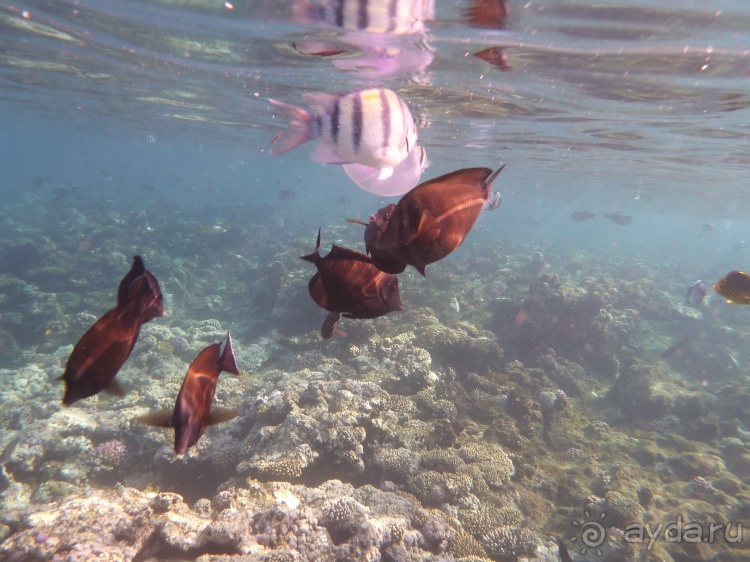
463,0 -> 510,29
360,166 -> 504,276
604,212 -> 632,226
714,270 -> 750,304
137,333 -> 239,454
60,256 -> 165,406
301,229 -> 403,339
570,210 -> 596,222
473,47 -> 511,70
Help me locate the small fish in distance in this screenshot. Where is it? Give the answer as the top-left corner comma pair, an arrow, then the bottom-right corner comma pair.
137,333 -> 239,454
686,280 -> 707,307
301,229 -> 403,339
714,270 -> 750,304
662,337 -> 688,359
604,212 -> 632,226
350,166 -> 504,276
60,256 -> 165,406
570,210 -> 596,222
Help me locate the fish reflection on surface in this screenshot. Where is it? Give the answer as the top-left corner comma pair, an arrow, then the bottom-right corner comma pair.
473,47 -> 511,70
463,0 -> 510,29
291,0 -> 435,78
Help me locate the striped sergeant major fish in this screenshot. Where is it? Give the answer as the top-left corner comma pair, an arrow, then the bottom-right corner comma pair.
293,0 -> 435,35
269,88 -> 418,183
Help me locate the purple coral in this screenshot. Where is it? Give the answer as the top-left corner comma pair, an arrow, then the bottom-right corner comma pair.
89,440 -> 128,470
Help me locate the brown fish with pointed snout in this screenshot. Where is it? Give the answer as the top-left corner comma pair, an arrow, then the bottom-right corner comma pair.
138,333 -> 240,454
354,166 -> 504,276
301,229 -> 403,339
60,256 -> 165,406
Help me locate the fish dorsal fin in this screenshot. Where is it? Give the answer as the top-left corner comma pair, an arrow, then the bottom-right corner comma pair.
117,256 -> 146,307
104,379 -> 125,397
220,333 -> 240,375
302,92 -> 340,116
300,229 -> 323,263
208,408 -> 239,425
136,410 -> 173,427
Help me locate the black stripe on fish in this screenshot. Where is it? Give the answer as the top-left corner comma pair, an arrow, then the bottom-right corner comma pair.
333,0 -> 344,28
352,92 -> 363,154
357,0 -> 369,30
314,114 -> 323,137
331,98 -> 340,145
387,0 -> 398,33
380,89 -> 391,154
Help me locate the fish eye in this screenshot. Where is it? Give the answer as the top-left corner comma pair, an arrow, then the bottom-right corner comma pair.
385,213 -> 391,220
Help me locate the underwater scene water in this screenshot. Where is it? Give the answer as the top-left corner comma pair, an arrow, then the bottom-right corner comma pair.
1,0 -> 750,560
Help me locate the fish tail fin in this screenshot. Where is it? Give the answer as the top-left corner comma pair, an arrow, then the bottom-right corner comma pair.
207,408 -> 239,425
300,229 -> 322,263
268,99 -> 313,156
220,332 -> 240,375
136,410 -> 172,427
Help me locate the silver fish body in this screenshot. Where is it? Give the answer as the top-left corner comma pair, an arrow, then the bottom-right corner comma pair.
270,88 -> 418,175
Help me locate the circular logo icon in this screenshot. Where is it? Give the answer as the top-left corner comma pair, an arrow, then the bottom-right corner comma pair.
570,510 -> 610,556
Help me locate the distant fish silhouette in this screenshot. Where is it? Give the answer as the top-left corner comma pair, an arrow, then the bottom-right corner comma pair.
278,189 -> 297,200
686,280 -> 707,307
473,47 -> 511,70
301,229 -> 403,339
714,270 -> 750,304
662,336 -> 688,359
570,210 -> 596,222
604,212 -> 632,226
353,166 -> 503,275
59,256 -> 165,406
138,333 -> 239,454
702,223 -> 715,231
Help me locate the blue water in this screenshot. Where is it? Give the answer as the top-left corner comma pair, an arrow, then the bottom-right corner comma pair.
2,1 -> 750,561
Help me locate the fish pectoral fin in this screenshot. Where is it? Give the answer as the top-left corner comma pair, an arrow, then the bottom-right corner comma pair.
104,379 -> 125,397
208,408 -> 239,425
377,167 -> 394,180
136,410 -> 173,427
407,209 -> 441,245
